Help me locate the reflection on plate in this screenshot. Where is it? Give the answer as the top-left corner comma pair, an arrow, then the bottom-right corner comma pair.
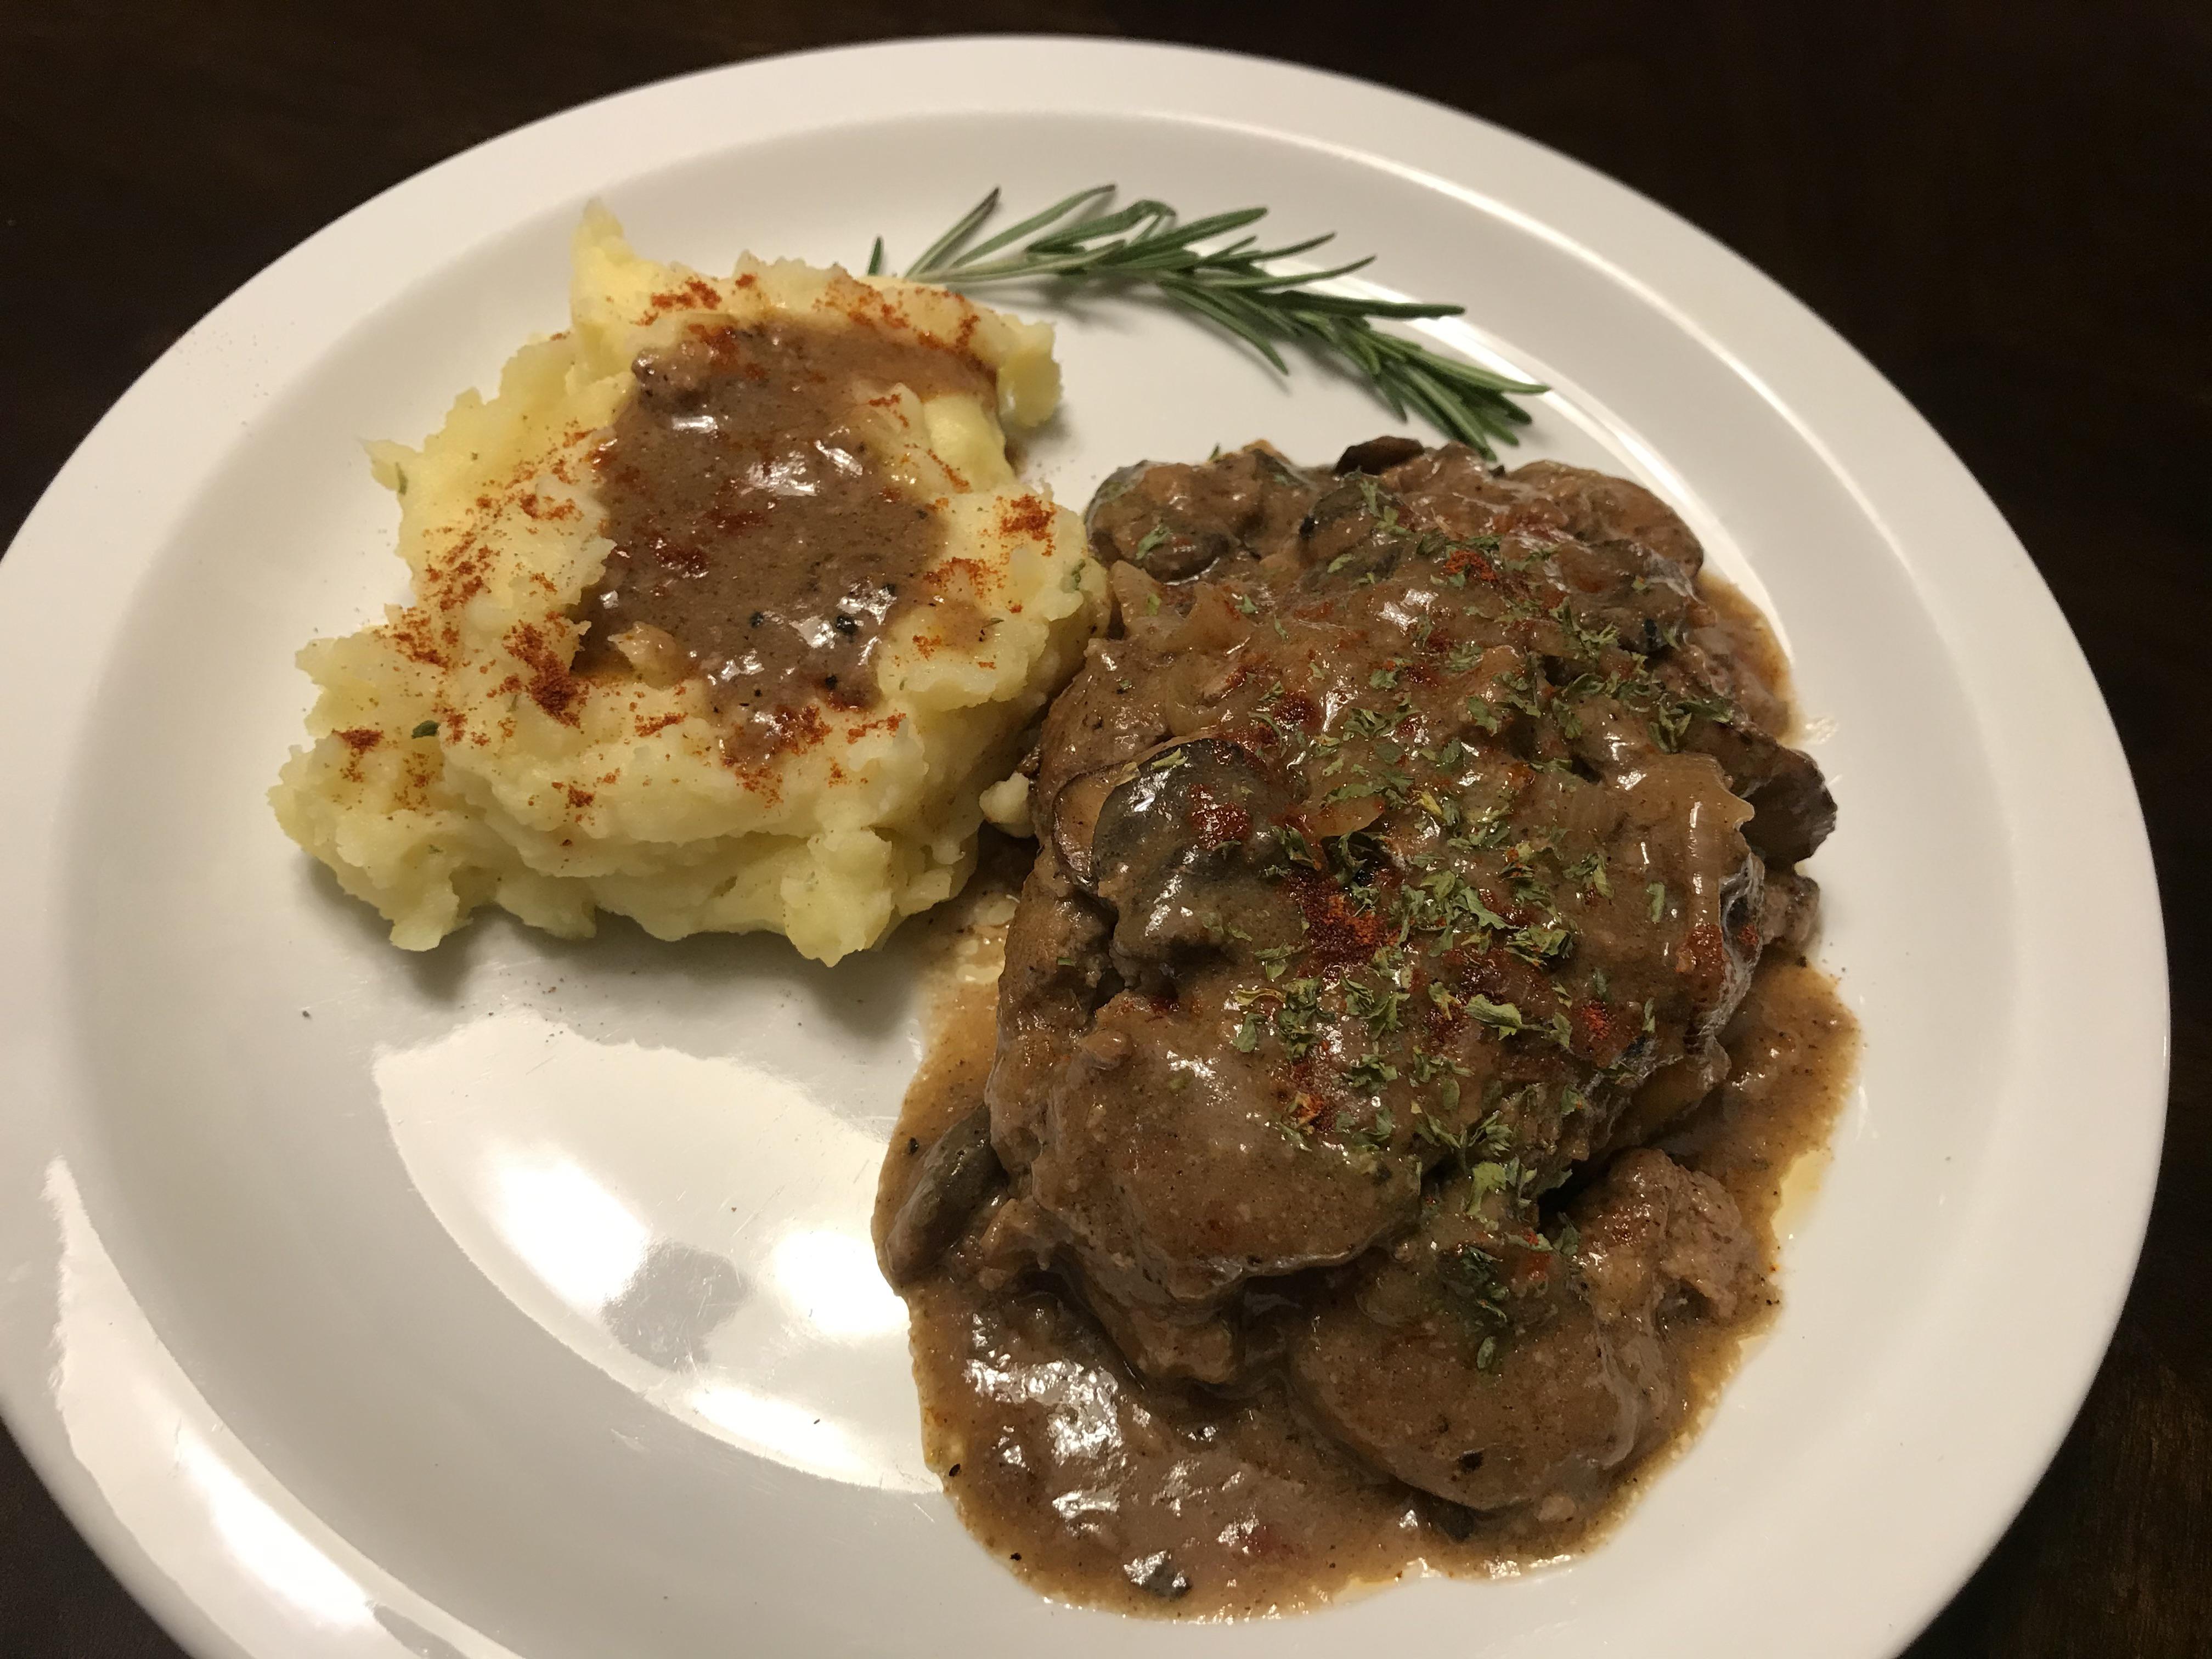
379,1006 -> 927,1491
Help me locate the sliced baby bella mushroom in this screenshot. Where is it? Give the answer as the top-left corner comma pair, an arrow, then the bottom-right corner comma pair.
882,1104 -> 1005,1287
1333,434 -> 1426,475
1048,732 -> 1262,887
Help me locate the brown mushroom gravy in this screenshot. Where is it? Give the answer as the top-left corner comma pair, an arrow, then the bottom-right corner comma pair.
874,439 -> 1857,1614
575,318 -> 996,760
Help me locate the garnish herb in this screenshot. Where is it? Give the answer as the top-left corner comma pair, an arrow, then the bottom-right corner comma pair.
1464,995 -> 1528,1035
872,187 -> 1545,459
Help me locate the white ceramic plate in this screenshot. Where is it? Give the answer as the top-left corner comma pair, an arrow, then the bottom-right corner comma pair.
0,36 -> 2166,1659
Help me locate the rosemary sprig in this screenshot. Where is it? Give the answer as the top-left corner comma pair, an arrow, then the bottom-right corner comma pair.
866,186 -> 1545,459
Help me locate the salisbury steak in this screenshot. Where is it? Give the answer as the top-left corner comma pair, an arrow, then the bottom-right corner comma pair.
908,437 -> 1836,1540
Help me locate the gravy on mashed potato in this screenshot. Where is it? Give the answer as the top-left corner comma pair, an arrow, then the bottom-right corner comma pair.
273,209 -> 1105,964
577,319 -> 998,766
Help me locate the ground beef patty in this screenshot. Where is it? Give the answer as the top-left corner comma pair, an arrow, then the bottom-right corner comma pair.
986,437 -> 1830,1468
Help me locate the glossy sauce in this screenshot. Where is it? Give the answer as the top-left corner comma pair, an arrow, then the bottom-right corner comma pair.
577,318 -> 994,761
873,546 -> 1858,1615
878,905 -> 1853,1615
1699,572 -> 1801,740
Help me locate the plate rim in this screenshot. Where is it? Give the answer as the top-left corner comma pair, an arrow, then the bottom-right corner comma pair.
0,33 -> 2168,1659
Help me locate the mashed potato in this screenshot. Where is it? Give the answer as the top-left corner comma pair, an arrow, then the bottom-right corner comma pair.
272,208 -> 1104,963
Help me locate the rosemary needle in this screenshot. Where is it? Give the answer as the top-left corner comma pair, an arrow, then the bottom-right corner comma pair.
867,186 -> 1545,460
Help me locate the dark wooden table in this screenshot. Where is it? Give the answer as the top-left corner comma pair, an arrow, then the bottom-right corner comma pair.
3,3 -> 2205,1654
